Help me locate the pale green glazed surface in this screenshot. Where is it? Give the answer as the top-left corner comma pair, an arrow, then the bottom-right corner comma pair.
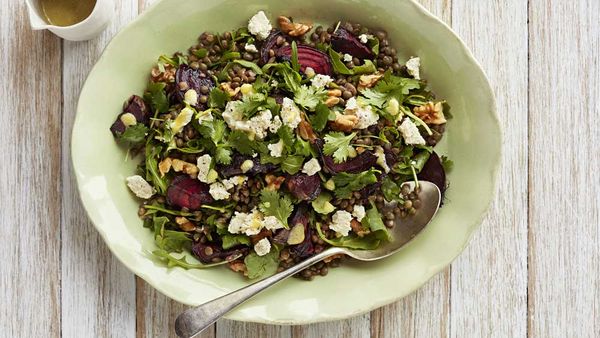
72,0 -> 501,324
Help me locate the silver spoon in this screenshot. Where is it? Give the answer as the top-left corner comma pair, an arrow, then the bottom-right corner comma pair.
175,181 -> 441,338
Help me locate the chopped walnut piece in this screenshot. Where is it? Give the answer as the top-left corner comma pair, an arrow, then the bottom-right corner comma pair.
327,89 -> 342,97
151,65 -> 176,83
220,82 -> 240,97
413,101 -> 447,125
228,260 -> 247,275
277,16 -> 313,37
357,72 -> 384,91
265,174 -> 286,191
325,96 -> 340,107
298,117 -> 317,141
159,158 -> 199,178
175,216 -> 196,232
158,158 -> 173,177
330,112 -> 358,132
350,219 -> 370,237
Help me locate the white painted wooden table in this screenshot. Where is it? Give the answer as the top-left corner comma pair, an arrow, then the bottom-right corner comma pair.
1,0 -> 599,337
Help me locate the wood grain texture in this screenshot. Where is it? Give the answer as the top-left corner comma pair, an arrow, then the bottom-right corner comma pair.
528,0 -> 600,337
59,0 -> 138,337
448,1 -> 530,337
369,2 -> 452,337
0,1 -> 62,337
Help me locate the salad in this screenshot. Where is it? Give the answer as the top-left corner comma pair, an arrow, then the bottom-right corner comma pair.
110,12 -> 451,280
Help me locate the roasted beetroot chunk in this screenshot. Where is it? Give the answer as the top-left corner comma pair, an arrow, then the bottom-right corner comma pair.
288,204 -> 314,259
417,151 -> 447,196
166,175 -> 213,210
276,45 -> 333,75
173,65 -> 214,109
191,241 -> 248,264
331,28 -> 373,59
110,95 -> 150,135
286,173 -> 321,201
219,155 -> 277,178
260,30 -> 284,64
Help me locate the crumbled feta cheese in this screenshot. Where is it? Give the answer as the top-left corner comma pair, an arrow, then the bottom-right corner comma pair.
304,67 -> 316,79
405,57 -> 421,80
240,159 -> 254,173
120,113 -> 137,127
184,89 -> 198,106
352,205 -> 366,222
358,33 -> 373,44
269,116 -> 282,133
245,43 -> 258,53
330,210 -> 353,236
248,11 -> 272,40
301,158 -> 321,176
228,208 -> 264,236
345,97 -> 379,129
222,175 -> 248,190
254,238 -> 272,256
399,118 -> 426,145
126,175 -> 154,199
374,146 -> 390,173
209,182 -> 230,200
223,101 -> 273,139
196,154 -> 213,183
263,216 -> 284,231
170,107 -> 194,134
268,139 -> 284,158
280,97 -> 302,129
343,53 -> 353,62
310,74 -> 333,89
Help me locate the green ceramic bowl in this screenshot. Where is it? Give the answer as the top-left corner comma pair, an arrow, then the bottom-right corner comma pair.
72,0 -> 500,324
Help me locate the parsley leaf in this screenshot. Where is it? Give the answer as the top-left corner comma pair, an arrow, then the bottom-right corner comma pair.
310,103 -> 330,132
214,146 -> 232,165
323,132 -> 357,163
277,125 -> 295,148
117,124 -> 148,147
238,93 -> 277,118
209,88 -> 229,109
244,249 -> 279,279
259,189 -> 293,228
227,130 -> 255,155
332,169 -> 379,199
294,85 -> 327,111
144,82 -> 169,113
362,72 -> 421,108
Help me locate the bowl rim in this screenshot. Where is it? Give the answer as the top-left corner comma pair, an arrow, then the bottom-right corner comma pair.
72,0 -> 501,324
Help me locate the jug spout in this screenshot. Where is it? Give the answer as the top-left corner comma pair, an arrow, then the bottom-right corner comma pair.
25,0 -> 50,30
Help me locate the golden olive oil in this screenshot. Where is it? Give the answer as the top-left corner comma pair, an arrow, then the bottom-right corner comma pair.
40,0 -> 97,27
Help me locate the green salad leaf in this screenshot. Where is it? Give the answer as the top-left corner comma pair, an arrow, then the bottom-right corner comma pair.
281,155 -> 304,174
222,234 -> 252,249
209,87 -> 229,109
145,143 -> 168,194
244,249 -> 279,279
117,124 -> 148,147
361,72 -> 421,108
332,169 -> 379,199
294,85 -> 327,111
153,249 -> 238,269
311,193 -> 335,214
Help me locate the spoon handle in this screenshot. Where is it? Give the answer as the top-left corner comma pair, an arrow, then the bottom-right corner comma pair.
175,247 -> 346,338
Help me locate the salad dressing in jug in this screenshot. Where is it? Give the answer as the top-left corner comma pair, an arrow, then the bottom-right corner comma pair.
40,0 -> 97,26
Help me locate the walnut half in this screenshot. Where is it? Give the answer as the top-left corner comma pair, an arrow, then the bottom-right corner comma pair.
278,16 -> 313,37
357,73 -> 384,91
413,101 -> 446,125
330,112 -> 358,132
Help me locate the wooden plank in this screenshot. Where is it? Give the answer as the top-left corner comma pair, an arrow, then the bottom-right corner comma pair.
60,0 -> 139,337
0,1 -> 62,337
292,314 -> 371,338
448,0 -> 529,337
369,1 -> 452,336
528,0 -> 600,337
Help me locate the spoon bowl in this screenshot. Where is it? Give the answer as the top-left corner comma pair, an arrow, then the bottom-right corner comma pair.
175,181 -> 441,338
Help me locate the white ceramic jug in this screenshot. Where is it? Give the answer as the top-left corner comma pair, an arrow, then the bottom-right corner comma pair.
25,0 -> 114,41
